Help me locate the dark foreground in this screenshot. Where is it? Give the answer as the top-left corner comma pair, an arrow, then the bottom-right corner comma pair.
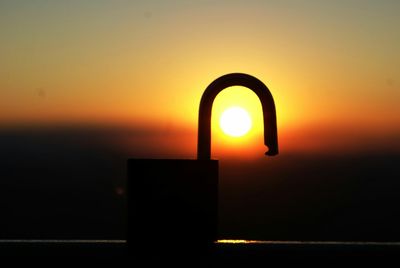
1,240 -> 399,264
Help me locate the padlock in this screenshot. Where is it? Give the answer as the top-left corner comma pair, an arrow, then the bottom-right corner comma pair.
128,73 -> 278,257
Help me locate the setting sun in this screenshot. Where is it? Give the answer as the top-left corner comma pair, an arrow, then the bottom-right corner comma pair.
219,106 -> 252,137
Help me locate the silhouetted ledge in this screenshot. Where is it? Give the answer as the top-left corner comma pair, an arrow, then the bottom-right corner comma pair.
0,240 -> 399,263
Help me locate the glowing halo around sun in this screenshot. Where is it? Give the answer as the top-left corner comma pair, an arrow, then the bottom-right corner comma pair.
219,106 -> 252,137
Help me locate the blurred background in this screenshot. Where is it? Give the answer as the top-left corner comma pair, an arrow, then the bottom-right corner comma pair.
0,0 -> 399,241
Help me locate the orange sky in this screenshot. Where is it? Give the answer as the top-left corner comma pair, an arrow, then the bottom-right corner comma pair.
1,1 -> 399,157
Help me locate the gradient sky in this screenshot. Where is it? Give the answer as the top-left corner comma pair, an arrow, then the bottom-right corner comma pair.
1,0 -> 399,157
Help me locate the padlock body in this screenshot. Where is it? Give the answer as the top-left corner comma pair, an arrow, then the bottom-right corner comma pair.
127,159 -> 218,255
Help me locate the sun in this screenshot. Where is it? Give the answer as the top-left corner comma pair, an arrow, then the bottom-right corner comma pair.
219,106 -> 252,137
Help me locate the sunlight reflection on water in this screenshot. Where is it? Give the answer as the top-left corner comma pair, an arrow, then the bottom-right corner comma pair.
216,240 -> 400,246
0,239 -> 399,247
217,239 -> 266,244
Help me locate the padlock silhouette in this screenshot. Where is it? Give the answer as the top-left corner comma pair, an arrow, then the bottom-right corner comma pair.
128,73 -> 278,256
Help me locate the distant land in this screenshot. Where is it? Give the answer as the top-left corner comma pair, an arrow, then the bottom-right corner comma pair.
0,125 -> 399,241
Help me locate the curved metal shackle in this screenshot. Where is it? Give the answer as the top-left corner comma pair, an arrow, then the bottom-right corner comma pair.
197,73 -> 279,160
